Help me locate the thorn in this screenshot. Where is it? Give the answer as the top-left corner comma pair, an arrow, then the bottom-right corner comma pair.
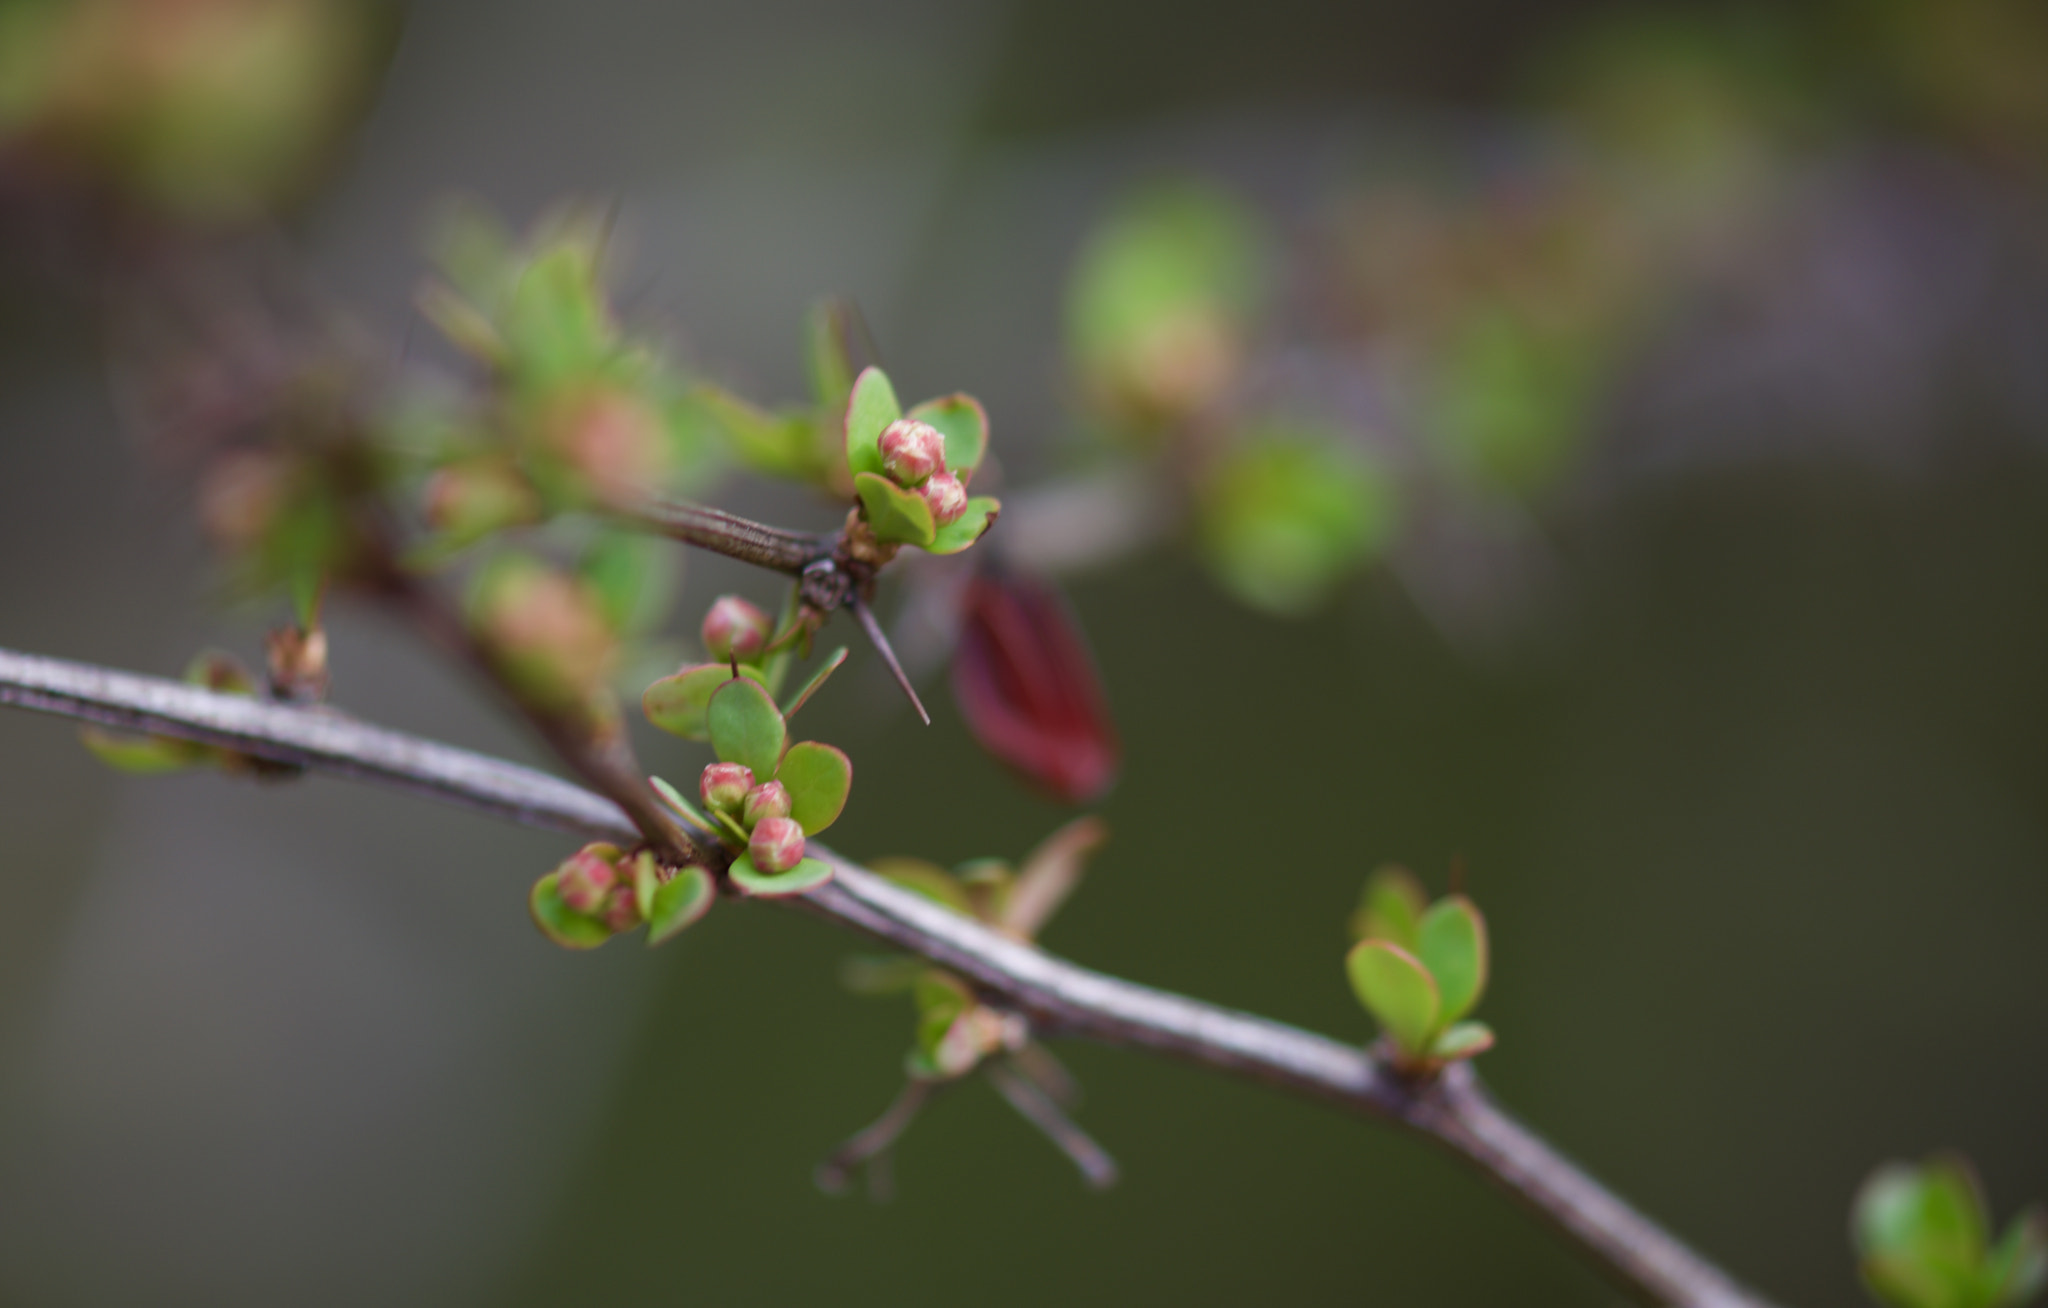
849,594 -> 930,725
985,1059 -> 1118,1190
815,1078 -> 935,1199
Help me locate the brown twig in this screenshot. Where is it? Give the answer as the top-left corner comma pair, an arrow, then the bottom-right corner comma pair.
0,646 -> 1769,1307
614,497 -> 834,575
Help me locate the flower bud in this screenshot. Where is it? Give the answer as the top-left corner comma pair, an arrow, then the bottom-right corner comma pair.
700,761 -> 755,813
422,458 -> 540,544
544,388 -> 671,500
742,780 -> 791,829
556,845 -> 619,915
701,595 -> 772,664
472,561 -> 616,712
601,884 -> 642,932
879,419 -> 947,487
197,449 -> 295,552
748,815 -> 806,874
921,470 -> 968,527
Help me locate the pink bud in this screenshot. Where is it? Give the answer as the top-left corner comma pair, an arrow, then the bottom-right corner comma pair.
748,815 -> 806,874
742,779 -> 792,829
701,595 -> 772,663
921,471 -> 968,527
879,419 -> 947,486
601,884 -> 642,932
700,761 -> 755,813
556,846 -> 619,914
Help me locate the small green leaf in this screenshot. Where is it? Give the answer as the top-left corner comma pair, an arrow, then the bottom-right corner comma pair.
1416,895 -> 1489,1026
1430,1021 -> 1495,1062
777,741 -> 851,835
905,394 -> 988,478
729,854 -> 834,898
780,646 -> 849,719
648,775 -> 717,833
924,496 -> 1000,555
839,953 -> 930,995
869,857 -> 973,914
708,677 -> 787,779
1346,940 -> 1440,1057
854,471 -> 936,547
804,298 -> 859,409
642,663 -> 765,740
80,727 -> 211,774
1987,1210 -> 2048,1307
631,851 -> 659,921
1351,864 -> 1426,948
647,865 -> 716,945
580,531 -> 675,636
843,366 -> 901,478
529,872 -> 613,949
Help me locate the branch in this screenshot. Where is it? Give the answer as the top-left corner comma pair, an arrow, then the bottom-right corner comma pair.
0,646 -> 1770,1308
613,497 -> 833,575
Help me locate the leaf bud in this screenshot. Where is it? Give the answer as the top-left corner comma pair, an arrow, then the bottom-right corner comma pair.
471,560 -> 617,712
921,470 -> 968,527
879,419 -> 947,487
196,449 -> 295,552
748,815 -> 806,874
701,595 -> 772,664
556,844 -> 620,915
742,779 -> 792,829
700,761 -> 755,813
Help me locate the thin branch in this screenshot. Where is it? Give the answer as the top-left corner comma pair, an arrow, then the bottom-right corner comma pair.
0,646 -> 1770,1308
984,1058 -> 1119,1190
614,497 -> 833,575
815,1078 -> 939,1198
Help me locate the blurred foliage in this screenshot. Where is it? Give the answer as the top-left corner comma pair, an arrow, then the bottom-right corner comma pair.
0,0 -> 391,220
1855,1156 -> 2048,1308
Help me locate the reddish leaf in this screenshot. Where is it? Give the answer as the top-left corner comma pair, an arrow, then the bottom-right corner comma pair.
950,568 -> 1118,804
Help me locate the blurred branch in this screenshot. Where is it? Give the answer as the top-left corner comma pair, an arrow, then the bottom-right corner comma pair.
0,646 -> 1769,1308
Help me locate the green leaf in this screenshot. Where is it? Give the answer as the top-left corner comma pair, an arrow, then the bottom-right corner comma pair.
80,727 -> 211,774
905,394 -> 989,478
1199,426 -> 1400,615
1430,1021 -> 1496,1062
529,872 -> 613,949
777,741 -> 851,835
693,383 -> 821,482
869,857 -> 973,914
839,953 -> 930,995
1987,1211 -> 2048,1307
1346,940 -> 1440,1057
648,775 -> 717,833
646,865 -> 716,945
631,851 -> 659,921
843,366 -> 901,478
924,496 -> 1000,555
854,471 -> 936,547
1416,895 -> 1489,1026
780,646 -> 848,720
642,662 -> 765,740
1351,864 -> 1426,949
804,298 -> 859,410
729,854 -> 834,898
580,531 -> 675,636
708,676 -> 787,779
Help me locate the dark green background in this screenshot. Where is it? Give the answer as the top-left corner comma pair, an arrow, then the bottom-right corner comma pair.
1,2 -> 2044,1304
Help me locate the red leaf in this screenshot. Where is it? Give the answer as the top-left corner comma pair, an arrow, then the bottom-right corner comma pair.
950,569 -> 1119,804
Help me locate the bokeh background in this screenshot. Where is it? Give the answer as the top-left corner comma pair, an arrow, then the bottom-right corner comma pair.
2,1 -> 2047,1304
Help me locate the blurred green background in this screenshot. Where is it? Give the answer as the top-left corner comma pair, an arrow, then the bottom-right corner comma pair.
2,0 -> 2046,1305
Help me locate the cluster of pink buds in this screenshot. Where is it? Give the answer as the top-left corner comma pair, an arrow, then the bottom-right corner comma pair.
701,761 -> 807,873
554,843 -> 642,931
878,419 -> 968,528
